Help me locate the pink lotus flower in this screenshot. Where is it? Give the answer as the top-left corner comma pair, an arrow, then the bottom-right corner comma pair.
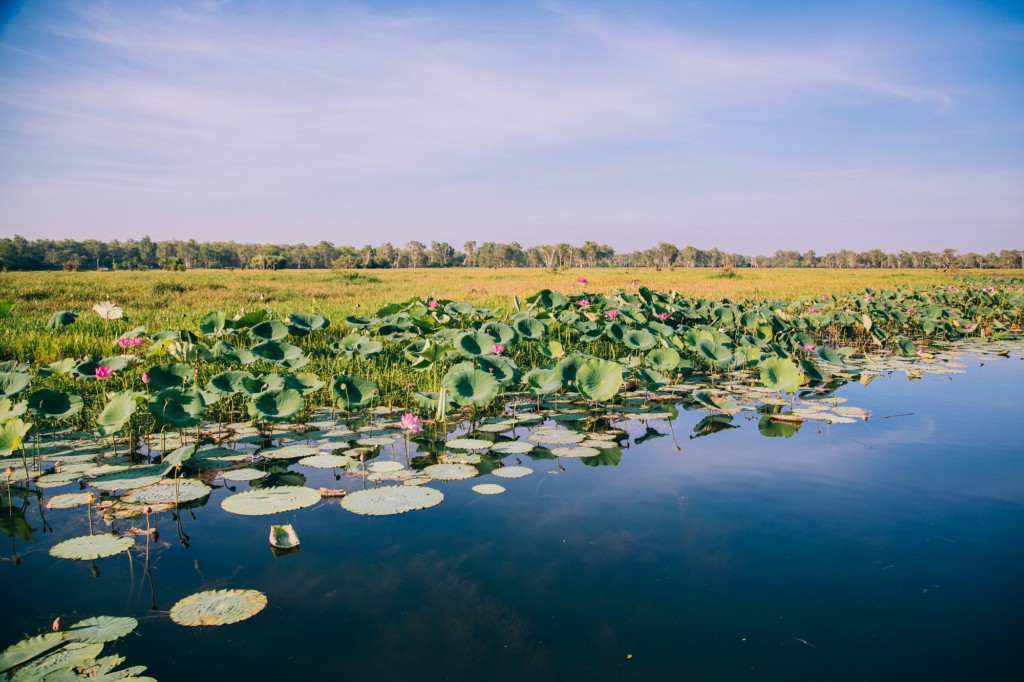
808,307 -> 817,313
656,312 -> 669,321
400,413 -> 422,433
631,280 -> 639,287
821,295 -> 829,301
117,337 -> 144,348
95,366 -> 113,379
492,343 -> 505,355
577,277 -> 588,286
907,307 -> 915,314
141,372 -> 150,384
606,309 -> 619,318
428,300 -> 439,309
917,349 -> 925,356
578,299 -> 590,307
803,344 -> 815,351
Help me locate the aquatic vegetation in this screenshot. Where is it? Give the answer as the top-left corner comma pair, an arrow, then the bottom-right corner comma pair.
169,589 -> 267,627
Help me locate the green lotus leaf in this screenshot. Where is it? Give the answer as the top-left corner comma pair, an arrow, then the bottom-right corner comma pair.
297,453 -> 352,469
622,329 -> 657,351
454,331 -> 497,359
514,317 -> 546,340
66,616 -> 138,644
341,485 -> 443,516
481,321 -> 517,346
490,441 -> 535,455
49,533 -> 135,560
250,340 -> 304,364
94,392 -> 139,436
477,354 -> 520,386
37,358 -> 78,378
0,372 -> 31,398
284,373 -> 325,395
0,396 -> 27,422
800,359 -> 827,383
149,388 -> 207,428
424,463 -> 478,480
816,346 -> 843,364
523,368 -> 562,396
446,438 -> 492,450
170,589 -> 267,627
247,388 -> 304,422
330,374 -> 378,410
554,353 -> 587,386
200,310 -> 227,337
528,428 -> 585,445
758,415 -> 801,438
206,370 -> 256,395
249,319 -> 289,342
697,340 -> 733,367
44,492 -> 94,509
147,363 -> 194,390
538,340 -> 565,359
646,348 -> 681,372
441,362 -> 500,408
898,337 -> 918,357
260,443 -> 321,460
759,357 -> 804,394
0,301 -> 15,319
27,389 -> 83,420
0,418 -> 32,456
46,310 -> 78,329
527,289 -> 568,310
221,486 -> 321,515
287,312 -> 330,336
89,464 -> 170,491
162,444 -> 197,467
221,467 -> 267,481
0,633 -> 65,674
344,315 -> 378,329
575,358 -> 624,402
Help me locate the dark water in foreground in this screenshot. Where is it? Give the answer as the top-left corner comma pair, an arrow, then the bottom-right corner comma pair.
3,356 -> 1024,681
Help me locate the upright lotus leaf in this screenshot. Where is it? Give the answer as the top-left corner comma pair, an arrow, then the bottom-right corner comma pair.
227,308 -> 269,330
759,357 -> 804,394
150,388 -> 206,428
162,444 -> 197,467
250,340 -> 304,364
0,301 -> 15,318
249,319 -> 289,342
240,372 -> 284,396
898,338 -> 918,357
758,415 -> 801,438
442,361 -> 500,408
27,389 -> 83,420
646,348 -> 681,372
481,321 -> 517,346
697,339 -> 733,367
207,370 -> 256,395
523,368 -> 562,396
555,353 -> 587,387
37,358 -> 78,378
0,418 -> 31,455
527,289 -> 568,310
477,354 -> 520,386
93,300 -> 123,320
248,388 -> 304,422
622,329 -> 657,351
0,372 -> 31,398
0,397 -> 27,423
287,312 -> 330,336
330,374 -> 377,410
46,310 -> 78,329
514,317 -> 546,340
455,331 -> 497,359
635,367 -> 668,391
816,346 -> 843,364
800,359 -> 827,383
199,311 -> 227,337
575,358 -> 624,402
284,373 -> 325,395
538,340 -> 565,359
147,363 -> 195,390
167,340 -> 212,363
96,393 -> 142,436
221,347 -> 256,365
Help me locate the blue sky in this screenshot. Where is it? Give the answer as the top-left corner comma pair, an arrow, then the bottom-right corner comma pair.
1,0 -> 1021,253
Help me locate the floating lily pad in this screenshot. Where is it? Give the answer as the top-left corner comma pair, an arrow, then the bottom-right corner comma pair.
446,438 -> 492,450
50,534 -> 135,560
297,454 -> 353,469
491,466 -> 533,479
356,436 -> 396,447
489,441 -> 535,455
169,589 -> 267,627
122,479 -> 212,505
0,632 -> 65,673
66,616 -> 138,644
88,464 -> 169,492
259,444 -> 320,460
221,467 -> 268,482
221,486 -> 321,515
45,492 -> 95,509
551,446 -> 601,458
10,641 -> 103,681
367,460 -> 404,473
341,486 -> 444,516
472,483 -> 506,495
528,429 -> 585,445
424,463 -> 478,481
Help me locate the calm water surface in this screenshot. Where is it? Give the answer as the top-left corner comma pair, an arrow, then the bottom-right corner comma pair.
3,355 -> 1024,681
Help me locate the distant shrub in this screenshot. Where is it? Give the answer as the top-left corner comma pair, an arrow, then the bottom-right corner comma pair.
152,281 -> 192,295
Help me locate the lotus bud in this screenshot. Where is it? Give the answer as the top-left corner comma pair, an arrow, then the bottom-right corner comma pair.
52,617 -> 61,632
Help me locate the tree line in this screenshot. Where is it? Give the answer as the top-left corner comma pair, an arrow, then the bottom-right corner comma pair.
1,235 -> 1021,271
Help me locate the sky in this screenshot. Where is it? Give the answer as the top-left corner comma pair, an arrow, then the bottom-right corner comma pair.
0,0 -> 1022,253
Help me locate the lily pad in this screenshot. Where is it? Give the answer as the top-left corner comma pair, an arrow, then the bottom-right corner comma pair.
49,534 -> 135,560
424,463 -> 478,481
45,492 -> 94,509
0,633 -> 66,673
341,486 -> 444,516
491,466 -> 534,478
490,441 -> 535,455
297,454 -> 353,469
221,467 -> 268,482
169,589 -> 268,627
221,486 -> 321,515
472,483 -> 506,495
121,479 -> 212,505
529,429 -> 585,445
446,438 -> 492,451
66,616 -> 138,644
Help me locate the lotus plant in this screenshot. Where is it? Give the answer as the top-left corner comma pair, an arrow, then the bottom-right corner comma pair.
492,344 -> 505,355
607,309 -> 619,319
400,412 -> 422,464
95,366 -> 113,380
117,337 -> 145,348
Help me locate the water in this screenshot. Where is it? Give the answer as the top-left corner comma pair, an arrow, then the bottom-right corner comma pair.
3,354 -> 1024,681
